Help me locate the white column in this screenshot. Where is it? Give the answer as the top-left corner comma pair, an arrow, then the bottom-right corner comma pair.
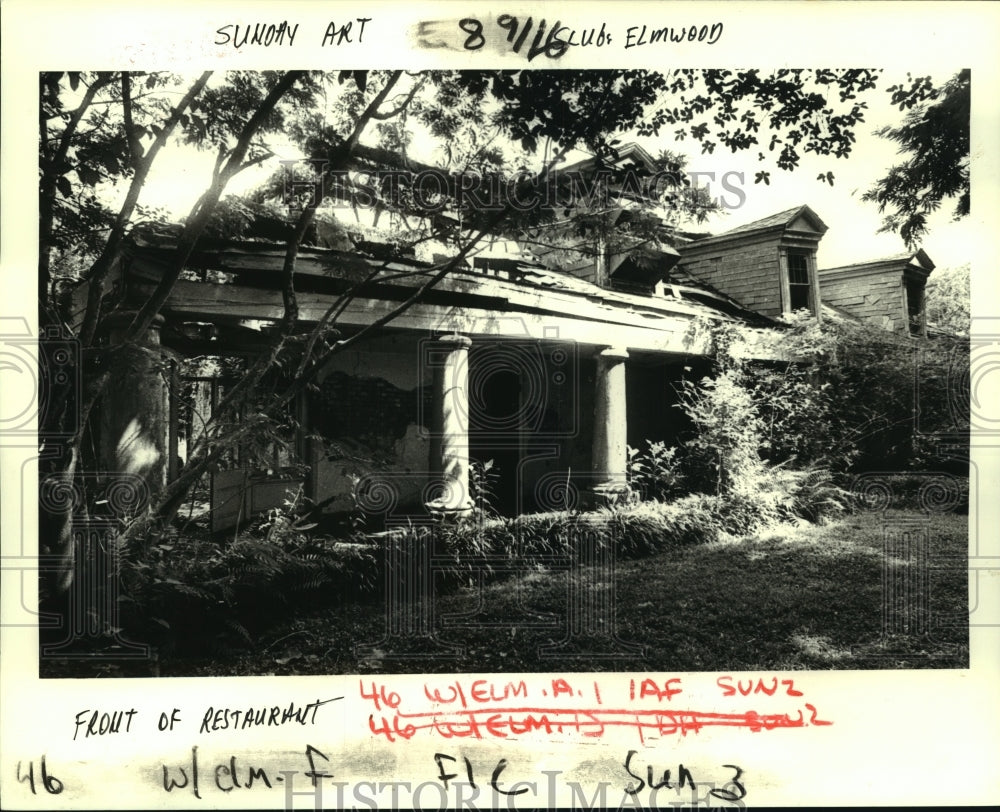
591,346 -> 629,502
427,334 -> 473,514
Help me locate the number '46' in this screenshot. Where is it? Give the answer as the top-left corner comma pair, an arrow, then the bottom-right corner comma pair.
17,756 -> 64,795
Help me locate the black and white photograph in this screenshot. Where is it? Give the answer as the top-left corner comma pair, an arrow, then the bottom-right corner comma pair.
34,66 -> 972,677
2,3 -> 998,809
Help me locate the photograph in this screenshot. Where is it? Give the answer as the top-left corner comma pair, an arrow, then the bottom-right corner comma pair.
35,67 -> 971,678
3,3 -> 998,809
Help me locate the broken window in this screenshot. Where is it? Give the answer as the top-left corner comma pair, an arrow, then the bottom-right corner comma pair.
787,252 -> 812,312
906,278 -> 925,335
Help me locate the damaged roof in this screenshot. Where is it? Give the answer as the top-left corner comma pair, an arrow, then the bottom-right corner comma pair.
115,229 -> 784,357
820,248 -> 935,276
682,204 -> 829,248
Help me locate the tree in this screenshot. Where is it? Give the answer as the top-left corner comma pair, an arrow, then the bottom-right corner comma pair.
38,68 -> 893,613
39,70 -> 321,599
862,69 -> 970,246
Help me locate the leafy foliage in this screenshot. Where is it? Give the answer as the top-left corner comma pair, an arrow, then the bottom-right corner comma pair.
862,70 -> 970,246
461,69 -> 881,172
749,361 -> 842,467
468,458 -> 501,518
258,485 -> 318,544
925,263 -> 970,335
670,313 -> 964,524
744,314 -> 969,473
744,315 -> 849,469
654,69 -> 880,177
627,440 -> 684,502
118,527 -> 378,655
675,328 -> 768,497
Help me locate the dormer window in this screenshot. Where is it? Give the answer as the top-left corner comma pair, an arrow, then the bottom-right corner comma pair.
818,249 -> 935,336
673,204 -> 827,319
781,249 -> 818,317
788,252 -> 812,311
905,277 -> 926,336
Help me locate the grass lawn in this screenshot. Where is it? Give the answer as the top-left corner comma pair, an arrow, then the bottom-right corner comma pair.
151,508 -> 968,677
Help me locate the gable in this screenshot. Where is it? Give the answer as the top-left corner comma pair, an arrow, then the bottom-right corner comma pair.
789,212 -> 823,234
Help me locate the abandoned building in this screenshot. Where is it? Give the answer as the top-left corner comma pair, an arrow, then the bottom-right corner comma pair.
75,145 -> 937,531
818,249 -> 936,337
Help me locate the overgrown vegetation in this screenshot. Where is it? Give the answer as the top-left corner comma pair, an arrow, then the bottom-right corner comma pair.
117,513 -> 378,658
751,312 -> 969,474
39,68 -> 972,673
54,506 -> 965,677
86,313 -> 967,671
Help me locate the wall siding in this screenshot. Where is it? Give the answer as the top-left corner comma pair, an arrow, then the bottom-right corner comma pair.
820,269 -> 906,332
676,234 -> 785,316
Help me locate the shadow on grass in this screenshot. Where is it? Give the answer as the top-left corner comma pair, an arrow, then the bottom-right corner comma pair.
143,508 -> 967,677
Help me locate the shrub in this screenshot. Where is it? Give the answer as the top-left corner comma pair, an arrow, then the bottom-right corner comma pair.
780,466 -> 851,523
606,494 -> 725,555
711,491 -> 781,536
677,367 -> 767,497
375,493 -> 738,594
676,315 -> 965,504
746,313 -> 969,474
627,440 -> 684,502
118,528 -> 379,655
431,514 -> 501,588
748,361 -> 847,468
469,458 -> 501,517
257,484 -> 318,546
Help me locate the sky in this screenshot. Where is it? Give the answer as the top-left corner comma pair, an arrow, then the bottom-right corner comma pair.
652,70 -> 972,271
136,68 -> 971,272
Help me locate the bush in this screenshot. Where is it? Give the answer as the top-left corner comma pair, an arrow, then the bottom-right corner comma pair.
675,316 -> 964,505
678,366 -> 767,497
378,494 -> 734,594
118,529 -> 379,655
746,313 -> 969,474
627,440 -> 684,501
779,466 -> 852,523
748,361 -> 847,468
606,494 -> 725,555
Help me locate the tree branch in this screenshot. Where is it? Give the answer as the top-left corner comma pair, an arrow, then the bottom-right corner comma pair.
121,71 -> 143,171
39,71 -> 114,318
79,71 -> 213,346
370,75 -> 427,121
345,70 -> 403,151
125,70 -> 306,343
